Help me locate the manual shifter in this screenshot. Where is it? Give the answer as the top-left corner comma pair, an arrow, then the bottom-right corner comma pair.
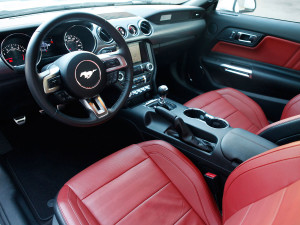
157,85 -> 169,108
146,85 -> 176,110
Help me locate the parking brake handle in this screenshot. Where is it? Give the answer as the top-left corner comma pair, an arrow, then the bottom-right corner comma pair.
155,106 -> 212,152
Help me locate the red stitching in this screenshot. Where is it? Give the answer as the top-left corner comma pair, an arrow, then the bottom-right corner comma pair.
82,157 -> 149,200
115,182 -> 171,224
138,143 -> 216,224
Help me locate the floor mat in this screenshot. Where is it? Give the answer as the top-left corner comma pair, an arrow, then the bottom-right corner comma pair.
4,115 -> 143,222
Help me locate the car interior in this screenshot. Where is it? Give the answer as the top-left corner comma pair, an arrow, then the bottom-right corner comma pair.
0,0 -> 300,224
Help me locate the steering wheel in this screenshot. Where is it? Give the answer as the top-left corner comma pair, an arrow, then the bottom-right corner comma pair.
25,12 -> 133,127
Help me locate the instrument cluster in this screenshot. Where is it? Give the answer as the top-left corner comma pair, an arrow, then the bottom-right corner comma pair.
0,25 -> 97,69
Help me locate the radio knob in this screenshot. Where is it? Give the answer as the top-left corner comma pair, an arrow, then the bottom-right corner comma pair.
145,63 -> 154,72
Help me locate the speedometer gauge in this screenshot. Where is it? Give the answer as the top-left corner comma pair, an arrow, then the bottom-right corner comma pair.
1,33 -> 41,69
64,25 -> 96,53
1,33 -> 34,68
64,34 -> 83,52
2,43 -> 26,66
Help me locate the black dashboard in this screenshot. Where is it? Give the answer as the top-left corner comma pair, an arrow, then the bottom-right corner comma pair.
0,4 -> 206,117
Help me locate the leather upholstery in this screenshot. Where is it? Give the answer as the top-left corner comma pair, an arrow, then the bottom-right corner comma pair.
223,141 -> 300,224
56,140 -> 300,225
57,141 -> 300,225
281,94 -> 300,119
184,88 -> 269,134
185,88 -> 300,135
56,140 -> 221,225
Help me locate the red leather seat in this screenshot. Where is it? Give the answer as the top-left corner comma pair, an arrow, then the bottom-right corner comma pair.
184,88 -> 300,134
55,140 -> 300,225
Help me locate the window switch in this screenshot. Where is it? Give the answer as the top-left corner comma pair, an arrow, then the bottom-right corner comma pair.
229,31 -> 236,39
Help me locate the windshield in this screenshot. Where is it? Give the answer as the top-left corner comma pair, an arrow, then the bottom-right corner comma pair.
0,0 -> 187,19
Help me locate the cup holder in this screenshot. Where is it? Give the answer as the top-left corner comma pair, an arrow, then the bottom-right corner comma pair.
184,108 -> 206,120
184,108 -> 229,129
206,118 -> 229,129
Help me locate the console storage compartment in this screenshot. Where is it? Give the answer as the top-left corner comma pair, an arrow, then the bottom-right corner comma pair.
221,128 -> 278,164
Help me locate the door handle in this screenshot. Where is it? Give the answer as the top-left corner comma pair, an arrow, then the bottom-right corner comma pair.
237,32 -> 257,44
221,64 -> 252,78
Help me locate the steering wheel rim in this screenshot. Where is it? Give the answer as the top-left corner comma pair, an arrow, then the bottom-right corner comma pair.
25,12 -> 133,127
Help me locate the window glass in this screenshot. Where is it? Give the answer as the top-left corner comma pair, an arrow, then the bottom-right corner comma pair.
217,0 -> 300,23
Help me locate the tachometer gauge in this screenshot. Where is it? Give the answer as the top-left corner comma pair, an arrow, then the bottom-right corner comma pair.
64,34 -> 83,52
2,43 -> 26,66
0,33 -> 41,68
64,25 -> 96,53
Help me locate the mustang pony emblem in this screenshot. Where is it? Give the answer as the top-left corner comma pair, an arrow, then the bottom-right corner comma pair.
80,69 -> 97,79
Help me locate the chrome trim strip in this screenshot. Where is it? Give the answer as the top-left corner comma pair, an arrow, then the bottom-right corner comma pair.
41,66 -> 60,94
221,64 -> 252,78
80,95 -> 108,118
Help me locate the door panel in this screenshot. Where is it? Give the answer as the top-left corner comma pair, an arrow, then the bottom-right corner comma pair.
195,11 -> 300,121
212,36 -> 300,70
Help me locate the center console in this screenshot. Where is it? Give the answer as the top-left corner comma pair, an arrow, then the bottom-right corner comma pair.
119,41 -> 155,105
121,87 -> 277,178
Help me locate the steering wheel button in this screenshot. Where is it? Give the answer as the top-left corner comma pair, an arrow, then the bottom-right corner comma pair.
107,71 -> 118,84
113,58 -> 120,66
48,76 -> 61,88
105,58 -> 120,69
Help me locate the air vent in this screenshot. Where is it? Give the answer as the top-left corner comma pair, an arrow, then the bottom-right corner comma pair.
139,20 -> 152,36
98,27 -> 113,43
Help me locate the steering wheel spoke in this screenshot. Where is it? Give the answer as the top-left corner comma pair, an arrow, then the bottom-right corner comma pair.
80,95 -> 109,119
97,50 -> 128,73
39,66 -> 62,94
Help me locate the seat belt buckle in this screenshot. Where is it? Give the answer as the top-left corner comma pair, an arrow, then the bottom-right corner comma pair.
204,172 -> 221,209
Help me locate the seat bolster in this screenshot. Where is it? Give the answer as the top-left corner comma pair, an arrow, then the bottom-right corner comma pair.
256,115 -> 300,144
56,186 -> 84,225
138,140 -> 222,225
216,88 -> 269,129
184,91 -> 221,109
223,141 -> 300,223
281,94 -> 300,120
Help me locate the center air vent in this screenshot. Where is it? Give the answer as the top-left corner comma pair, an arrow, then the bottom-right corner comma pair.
98,27 -> 113,43
139,20 -> 152,36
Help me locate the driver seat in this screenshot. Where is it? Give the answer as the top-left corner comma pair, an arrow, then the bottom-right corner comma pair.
54,140 -> 300,225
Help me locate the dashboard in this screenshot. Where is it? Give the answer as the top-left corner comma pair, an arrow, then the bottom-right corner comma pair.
0,4 -> 206,117
0,19 -> 153,70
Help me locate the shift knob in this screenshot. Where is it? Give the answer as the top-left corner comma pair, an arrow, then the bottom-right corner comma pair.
158,85 -> 168,98
158,85 -> 168,106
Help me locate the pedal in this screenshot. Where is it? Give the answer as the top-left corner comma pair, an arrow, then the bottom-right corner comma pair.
13,116 -> 26,125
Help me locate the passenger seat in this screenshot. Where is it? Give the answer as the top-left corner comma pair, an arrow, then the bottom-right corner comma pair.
184,88 -> 300,134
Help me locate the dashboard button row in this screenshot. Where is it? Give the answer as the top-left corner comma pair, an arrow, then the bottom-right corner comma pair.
129,85 -> 151,98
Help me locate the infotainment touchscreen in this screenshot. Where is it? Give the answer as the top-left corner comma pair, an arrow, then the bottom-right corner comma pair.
128,42 -> 142,64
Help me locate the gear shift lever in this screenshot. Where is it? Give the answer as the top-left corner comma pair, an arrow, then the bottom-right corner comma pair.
154,106 -> 213,152
158,85 -> 168,108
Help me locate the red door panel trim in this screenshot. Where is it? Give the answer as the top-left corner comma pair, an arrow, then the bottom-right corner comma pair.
211,36 -> 300,71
